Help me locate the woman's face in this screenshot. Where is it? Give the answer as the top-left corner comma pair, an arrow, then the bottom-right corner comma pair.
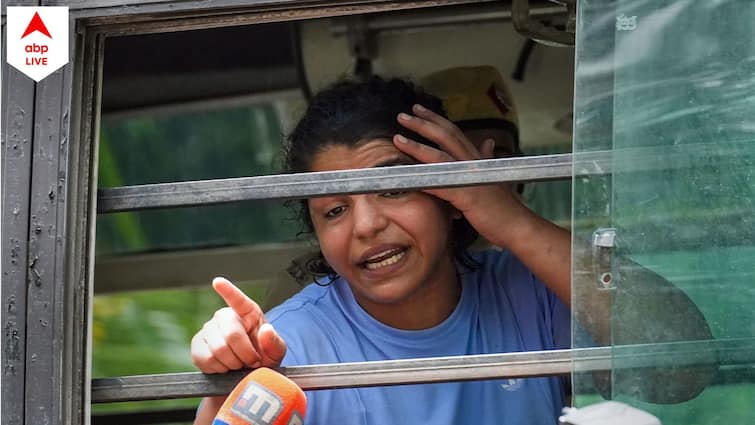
307,139 -> 458,316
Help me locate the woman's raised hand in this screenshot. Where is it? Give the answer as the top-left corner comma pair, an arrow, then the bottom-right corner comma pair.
190,277 -> 287,373
394,104 -> 527,248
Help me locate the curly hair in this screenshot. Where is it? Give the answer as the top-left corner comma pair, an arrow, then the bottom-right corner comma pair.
284,76 -> 479,283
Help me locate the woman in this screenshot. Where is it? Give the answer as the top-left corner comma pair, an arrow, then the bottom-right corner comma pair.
191,77 -> 572,425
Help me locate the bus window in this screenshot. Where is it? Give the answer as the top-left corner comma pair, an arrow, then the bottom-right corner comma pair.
91,5 -> 577,422
572,1 -> 755,423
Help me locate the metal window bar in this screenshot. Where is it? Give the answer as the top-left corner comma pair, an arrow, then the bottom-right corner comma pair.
328,2 -> 568,35
91,338 -> 753,403
98,153 -> 575,213
94,361 -> 755,425
98,140 -> 752,213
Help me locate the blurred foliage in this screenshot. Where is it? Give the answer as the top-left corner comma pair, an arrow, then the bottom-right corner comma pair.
100,106 -> 284,186
96,100 -> 304,256
91,283 -> 267,417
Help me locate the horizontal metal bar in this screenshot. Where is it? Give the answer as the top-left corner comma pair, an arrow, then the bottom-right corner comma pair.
330,2 -> 566,35
97,153 -> 577,213
91,338 -> 754,403
91,348 -> 583,403
94,365 -> 755,423
97,140 -> 754,214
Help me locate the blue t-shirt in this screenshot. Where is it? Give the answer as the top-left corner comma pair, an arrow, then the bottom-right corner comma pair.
267,249 -> 570,425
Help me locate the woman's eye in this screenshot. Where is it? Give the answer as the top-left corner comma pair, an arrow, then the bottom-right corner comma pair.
325,206 -> 345,218
381,191 -> 407,198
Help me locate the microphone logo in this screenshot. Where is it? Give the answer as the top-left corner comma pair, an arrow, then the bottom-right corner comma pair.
231,381 -> 283,425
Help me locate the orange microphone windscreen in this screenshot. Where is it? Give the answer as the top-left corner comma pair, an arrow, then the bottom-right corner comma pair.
213,367 -> 307,425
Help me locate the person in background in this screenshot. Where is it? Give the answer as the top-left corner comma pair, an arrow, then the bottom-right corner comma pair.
421,65 -> 528,248
420,65 -> 573,226
420,65 -> 523,161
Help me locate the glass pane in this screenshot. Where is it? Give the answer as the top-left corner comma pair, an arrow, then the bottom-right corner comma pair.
523,145 -> 572,229
572,1 -> 755,423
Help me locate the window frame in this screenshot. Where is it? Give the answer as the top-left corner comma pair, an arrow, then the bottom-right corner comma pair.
1,1 -> 594,423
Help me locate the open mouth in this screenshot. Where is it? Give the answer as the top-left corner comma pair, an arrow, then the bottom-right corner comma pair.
361,248 -> 407,270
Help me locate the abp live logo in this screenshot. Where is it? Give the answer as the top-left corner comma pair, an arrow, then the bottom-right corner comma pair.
6,7 -> 69,82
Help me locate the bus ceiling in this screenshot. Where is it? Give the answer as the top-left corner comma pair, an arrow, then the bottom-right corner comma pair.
102,0 -> 575,116
95,0 -> 577,295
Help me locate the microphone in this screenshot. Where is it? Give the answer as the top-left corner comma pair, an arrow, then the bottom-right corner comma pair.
213,367 -> 307,425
